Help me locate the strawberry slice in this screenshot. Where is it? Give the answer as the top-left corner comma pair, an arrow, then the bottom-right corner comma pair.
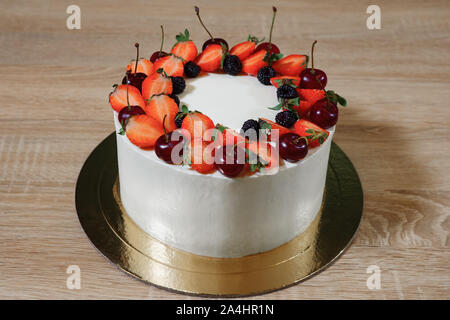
273,54 -> 308,77
181,112 -> 215,141
153,55 -> 184,77
258,118 -> 293,140
141,72 -> 173,100
195,44 -> 223,72
125,114 -> 164,148
126,58 -> 154,76
241,50 -> 267,76
109,84 -> 145,112
144,94 -> 178,132
270,76 -> 301,88
171,29 -> 198,62
230,41 -> 256,61
188,139 -> 216,174
293,119 -> 329,148
297,89 -> 326,105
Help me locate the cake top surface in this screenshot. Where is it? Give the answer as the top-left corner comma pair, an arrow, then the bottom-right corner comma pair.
179,73 -> 279,130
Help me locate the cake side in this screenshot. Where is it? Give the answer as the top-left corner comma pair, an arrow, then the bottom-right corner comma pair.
116,115 -> 334,258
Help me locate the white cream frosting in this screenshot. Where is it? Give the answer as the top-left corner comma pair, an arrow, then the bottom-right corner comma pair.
114,74 -> 335,258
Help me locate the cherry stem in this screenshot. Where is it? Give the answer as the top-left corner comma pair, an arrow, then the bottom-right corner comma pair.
268,6 -> 277,50
195,6 -> 214,42
134,42 -> 140,73
311,40 -> 317,73
162,114 -> 168,142
159,25 -> 164,55
125,74 -> 130,109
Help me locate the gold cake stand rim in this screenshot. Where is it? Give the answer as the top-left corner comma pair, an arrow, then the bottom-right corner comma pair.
75,133 -> 363,297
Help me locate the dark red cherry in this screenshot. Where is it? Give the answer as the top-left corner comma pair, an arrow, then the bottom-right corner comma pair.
118,105 -> 145,129
122,72 -> 147,92
202,38 -> 228,51
300,68 -> 327,89
150,51 -> 169,63
309,99 -> 338,129
300,40 -> 327,89
155,131 -> 184,164
279,133 -> 308,163
255,42 -> 280,54
214,145 -> 245,178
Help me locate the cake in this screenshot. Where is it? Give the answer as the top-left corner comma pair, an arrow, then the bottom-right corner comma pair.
108,6 -> 346,258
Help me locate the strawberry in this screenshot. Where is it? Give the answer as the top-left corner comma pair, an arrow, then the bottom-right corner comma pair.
125,114 -> 164,148
181,112 -> 215,141
144,94 -> 178,132
188,139 -> 216,174
210,124 -> 247,146
171,29 -> 198,62
141,71 -> 173,100
153,55 -> 184,77
109,84 -> 145,112
195,44 -> 223,72
245,140 -> 279,175
126,58 -> 154,75
273,54 -> 308,76
297,89 -> 326,105
270,76 -> 301,88
241,50 -> 268,76
229,35 -> 262,61
258,118 -> 293,141
293,119 -> 329,148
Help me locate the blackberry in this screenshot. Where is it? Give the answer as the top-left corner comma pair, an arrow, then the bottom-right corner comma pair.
171,76 -> 186,95
240,119 -> 259,140
175,112 -> 186,128
257,66 -> 276,85
277,84 -> 298,100
275,110 -> 298,128
223,55 -> 242,75
168,93 -> 180,106
184,61 -> 201,78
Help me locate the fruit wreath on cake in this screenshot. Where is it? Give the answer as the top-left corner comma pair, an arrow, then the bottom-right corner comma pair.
109,6 -> 346,178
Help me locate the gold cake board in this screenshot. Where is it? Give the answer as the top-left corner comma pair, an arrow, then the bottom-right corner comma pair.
75,133 -> 363,297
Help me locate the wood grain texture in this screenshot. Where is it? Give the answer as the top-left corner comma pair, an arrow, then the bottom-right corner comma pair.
0,0 -> 449,299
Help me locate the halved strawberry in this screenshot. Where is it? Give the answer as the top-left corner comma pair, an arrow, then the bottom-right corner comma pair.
270,76 -> 301,88
195,44 -> 223,72
171,29 -> 198,62
144,94 -> 178,132
293,119 -> 329,148
125,114 -> 164,148
296,89 -> 326,105
209,124 -> 247,146
109,84 -> 145,112
141,72 -> 173,100
126,58 -> 154,76
188,139 -> 216,174
245,140 -> 279,175
290,100 -> 312,119
241,50 -> 267,76
273,54 -> 308,77
229,35 -> 261,62
181,112 -> 215,141
153,55 -> 184,77
258,118 -> 293,140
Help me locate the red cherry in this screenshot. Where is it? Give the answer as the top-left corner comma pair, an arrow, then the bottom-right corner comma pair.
150,51 -> 169,63
309,99 -> 338,129
122,72 -> 147,93
300,40 -> 327,89
279,133 -> 308,163
194,6 -> 228,51
255,42 -> 280,54
155,131 -> 184,164
214,145 -> 245,178
118,105 -> 145,129
150,25 -> 169,63
202,38 -> 228,51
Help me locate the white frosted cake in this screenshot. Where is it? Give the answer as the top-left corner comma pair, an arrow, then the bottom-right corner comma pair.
109,23 -> 346,258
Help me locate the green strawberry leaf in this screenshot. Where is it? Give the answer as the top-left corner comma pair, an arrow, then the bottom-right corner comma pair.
247,34 -> 265,44
268,102 -> 283,111
118,128 -> 125,135
175,29 -> 191,43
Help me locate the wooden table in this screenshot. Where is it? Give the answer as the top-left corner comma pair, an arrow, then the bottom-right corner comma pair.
0,0 -> 449,300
